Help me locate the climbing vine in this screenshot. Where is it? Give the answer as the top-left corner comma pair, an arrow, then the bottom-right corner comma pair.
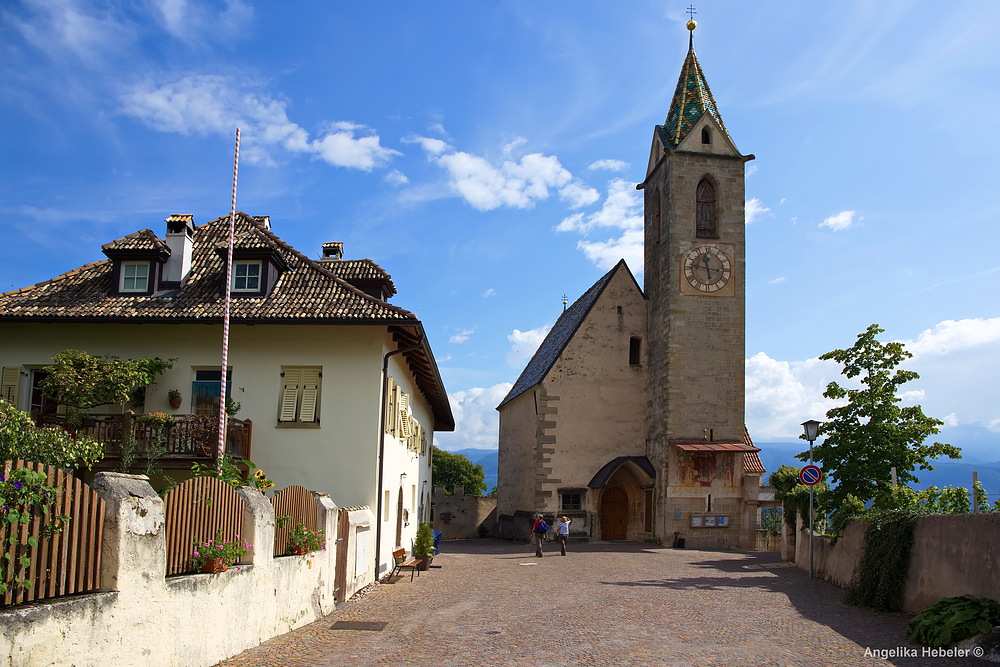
0,468 -> 70,596
844,509 -> 922,612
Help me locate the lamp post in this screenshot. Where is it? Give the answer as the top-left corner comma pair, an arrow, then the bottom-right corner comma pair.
801,419 -> 821,579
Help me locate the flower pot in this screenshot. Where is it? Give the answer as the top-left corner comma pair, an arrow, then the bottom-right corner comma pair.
169,397 -> 182,409
416,555 -> 432,571
201,557 -> 229,574
289,546 -> 309,555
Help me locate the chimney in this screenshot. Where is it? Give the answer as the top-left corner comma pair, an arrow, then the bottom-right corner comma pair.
163,214 -> 195,286
322,242 -> 344,260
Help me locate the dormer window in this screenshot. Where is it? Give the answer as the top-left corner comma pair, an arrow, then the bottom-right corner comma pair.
120,261 -> 150,292
233,260 -> 262,292
701,127 -> 711,144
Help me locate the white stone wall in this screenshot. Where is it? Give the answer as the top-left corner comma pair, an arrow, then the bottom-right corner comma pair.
0,472 -> 373,667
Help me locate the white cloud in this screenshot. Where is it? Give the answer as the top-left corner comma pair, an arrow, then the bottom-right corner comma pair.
120,75 -> 399,169
779,198 -> 787,205
558,182 -> 600,209
901,318 -> 1000,357
482,288 -> 496,298
588,159 -> 629,172
556,179 -> 644,273
767,277 -> 786,285
151,0 -> 252,42
449,328 -> 475,344
435,151 -> 573,211
507,325 -> 552,369
501,136 -> 528,156
404,135 -> 451,156
11,0 -> 135,63
942,412 -> 959,428
746,165 -> 758,177
820,210 -> 858,231
898,389 -> 926,403
745,352 -> 841,440
435,383 -> 513,451
745,197 -> 771,225
384,170 -> 409,186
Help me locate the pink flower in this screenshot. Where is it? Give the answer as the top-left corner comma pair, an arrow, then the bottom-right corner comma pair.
217,545 -> 223,550
193,551 -> 200,557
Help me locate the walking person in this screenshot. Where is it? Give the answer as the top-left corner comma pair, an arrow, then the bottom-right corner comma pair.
531,513 -> 548,557
556,516 -> 571,556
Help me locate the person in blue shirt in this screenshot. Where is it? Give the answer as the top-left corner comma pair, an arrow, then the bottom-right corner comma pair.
555,516 -> 572,556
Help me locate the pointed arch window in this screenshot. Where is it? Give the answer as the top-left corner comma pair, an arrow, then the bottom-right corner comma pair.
701,127 -> 711,144
696,179 -> 717,238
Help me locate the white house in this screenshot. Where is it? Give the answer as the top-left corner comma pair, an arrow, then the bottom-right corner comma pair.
0,212 -> 454,579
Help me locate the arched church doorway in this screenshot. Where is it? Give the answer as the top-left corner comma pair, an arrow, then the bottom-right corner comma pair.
601,486 -> 628,540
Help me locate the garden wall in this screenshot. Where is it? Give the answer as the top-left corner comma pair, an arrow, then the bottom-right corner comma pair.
0,472 -> 373,667
432,485 -> 497,540
793,513 -> 1000,613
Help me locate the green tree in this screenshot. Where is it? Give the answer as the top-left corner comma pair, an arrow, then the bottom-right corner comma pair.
0,398 -> 104,469
800,324 -> 961,507
40,349 -> 174,413
431,446 -> 486,495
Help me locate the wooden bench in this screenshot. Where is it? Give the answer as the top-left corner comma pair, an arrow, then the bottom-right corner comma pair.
391,548 -> 421,582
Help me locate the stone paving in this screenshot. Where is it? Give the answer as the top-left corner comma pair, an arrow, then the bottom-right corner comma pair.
215,540 -> 992,667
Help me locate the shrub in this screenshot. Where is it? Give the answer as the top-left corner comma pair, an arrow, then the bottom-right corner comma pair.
908,596 -> 1000,648
287,521 -> 325,554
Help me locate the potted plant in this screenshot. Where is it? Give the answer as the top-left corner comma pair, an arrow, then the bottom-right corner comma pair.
137,410 -> 176,430
189,529 -> 253,573
412,521 -> 435,571
167,389 -> 182,409
287,521 -> 325,555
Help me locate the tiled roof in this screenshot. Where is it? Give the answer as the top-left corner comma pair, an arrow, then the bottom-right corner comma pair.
672,442 -> 759,452
497,260 -> 635,409
0,212 -> 415,324
319,259 -> 397,296
102,229 -> 170,256
743,427 -> 766,474
661,35 -> 729,148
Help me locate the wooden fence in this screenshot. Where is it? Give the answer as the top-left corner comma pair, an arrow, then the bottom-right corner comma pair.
1,460 -> 105,607
271,485 -> 319,556
162,477 -> 246,576
334,508 -> 351,603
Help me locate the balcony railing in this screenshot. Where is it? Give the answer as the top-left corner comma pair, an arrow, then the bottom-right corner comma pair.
41,413 -> 252,470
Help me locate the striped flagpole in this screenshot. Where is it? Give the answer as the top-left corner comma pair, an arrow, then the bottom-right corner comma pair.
217,128 -> 240,469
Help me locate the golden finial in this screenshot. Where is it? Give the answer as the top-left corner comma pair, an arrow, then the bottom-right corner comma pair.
686,5 -> 697,31
687,19 -> 697,31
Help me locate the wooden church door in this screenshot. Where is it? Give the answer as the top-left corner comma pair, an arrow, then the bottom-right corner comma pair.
601,487 -> 628,540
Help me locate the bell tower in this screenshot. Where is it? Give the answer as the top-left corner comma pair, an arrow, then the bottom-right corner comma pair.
640,20 -> 755,539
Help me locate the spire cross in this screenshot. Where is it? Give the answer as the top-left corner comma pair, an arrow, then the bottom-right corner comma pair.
686,5 -> 697,20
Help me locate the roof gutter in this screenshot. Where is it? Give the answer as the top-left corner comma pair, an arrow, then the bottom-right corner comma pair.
374,334 -> 423,579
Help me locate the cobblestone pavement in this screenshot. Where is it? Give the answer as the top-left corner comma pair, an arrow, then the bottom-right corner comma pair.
215,540 -> 992,667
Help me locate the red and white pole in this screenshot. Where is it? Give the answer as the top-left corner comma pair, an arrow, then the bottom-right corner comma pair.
217,128 -> 240,468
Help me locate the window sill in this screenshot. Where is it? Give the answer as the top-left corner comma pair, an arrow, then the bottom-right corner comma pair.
275,422 -> 321,429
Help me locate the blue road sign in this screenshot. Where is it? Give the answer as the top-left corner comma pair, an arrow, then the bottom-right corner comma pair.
800,465 -> 823,486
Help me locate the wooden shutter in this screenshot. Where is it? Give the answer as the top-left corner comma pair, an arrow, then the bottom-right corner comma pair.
384,377 -> 395,434
400,394 -> 412,438
392,385 -> 402,437
1,367 -> 20,404
299,368 -> 321,423
279,368 -> 301,422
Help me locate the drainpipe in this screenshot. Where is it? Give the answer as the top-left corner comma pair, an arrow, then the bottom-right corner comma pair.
375,334 -> 423,578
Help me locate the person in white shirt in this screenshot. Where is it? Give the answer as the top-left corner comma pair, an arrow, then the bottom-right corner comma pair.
555,516 -> 571,556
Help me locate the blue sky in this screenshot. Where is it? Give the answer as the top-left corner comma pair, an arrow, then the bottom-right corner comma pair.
3,1 -> 1000,461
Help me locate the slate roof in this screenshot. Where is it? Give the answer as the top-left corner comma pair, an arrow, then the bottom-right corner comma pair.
0,212 -> 414,324
319,258 -> 397,297
497,260 -> 636,409
660,34 -> 729,148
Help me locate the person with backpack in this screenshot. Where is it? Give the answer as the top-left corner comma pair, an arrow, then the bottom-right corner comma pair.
531,513 -> 548,557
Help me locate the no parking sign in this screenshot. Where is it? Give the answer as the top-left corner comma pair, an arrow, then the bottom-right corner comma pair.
799,465 -> 823,486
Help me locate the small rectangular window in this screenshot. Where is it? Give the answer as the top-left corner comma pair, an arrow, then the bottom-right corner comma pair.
233,260 -> 262,292
629,337 -> 642,366
120,261 -> 149,292
561,493 -> 582,511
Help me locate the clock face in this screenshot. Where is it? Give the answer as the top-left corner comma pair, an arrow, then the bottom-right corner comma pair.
683,245 -> 732,293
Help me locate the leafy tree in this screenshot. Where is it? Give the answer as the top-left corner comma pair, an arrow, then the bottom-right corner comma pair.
40,349 -> 174,413
431,446 -> 486,495
800,324 -> 961,507
0,399 -> 103,469
768,464 -> 829,530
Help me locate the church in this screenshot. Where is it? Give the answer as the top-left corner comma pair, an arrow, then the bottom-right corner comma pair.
495,21 -> 766,549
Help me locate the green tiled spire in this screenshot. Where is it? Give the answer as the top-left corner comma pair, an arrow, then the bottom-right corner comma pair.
660,31 -> 728,148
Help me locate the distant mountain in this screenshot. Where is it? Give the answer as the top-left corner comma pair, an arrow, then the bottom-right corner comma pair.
445,448 -> 499,494
755,441 -> 1000,505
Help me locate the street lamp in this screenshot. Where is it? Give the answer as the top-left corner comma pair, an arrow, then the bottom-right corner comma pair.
801,419 -> 821,579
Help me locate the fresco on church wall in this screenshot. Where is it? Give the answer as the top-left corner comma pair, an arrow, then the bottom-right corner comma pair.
674,452 -> 736,487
